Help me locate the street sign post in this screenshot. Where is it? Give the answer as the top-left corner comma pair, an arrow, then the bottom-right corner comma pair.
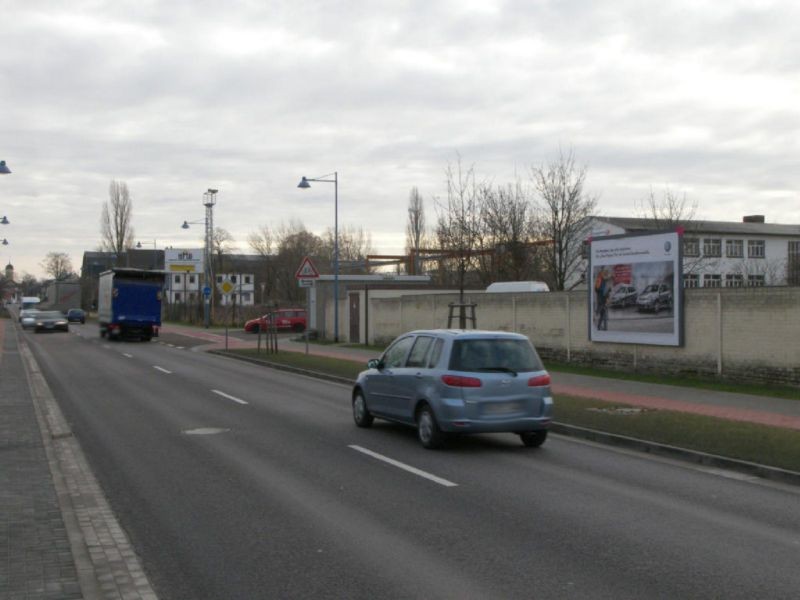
295,257 -> 319,355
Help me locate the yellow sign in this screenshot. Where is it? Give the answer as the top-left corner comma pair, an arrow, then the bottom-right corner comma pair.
219,280 -> 234,295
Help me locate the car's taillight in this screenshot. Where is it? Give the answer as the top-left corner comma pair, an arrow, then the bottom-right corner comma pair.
528,374 -> 551,387
441,375 -> 482,387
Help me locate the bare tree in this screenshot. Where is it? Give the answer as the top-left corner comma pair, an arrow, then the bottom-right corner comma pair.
636,186 -> 703,275
322,225 -> 375,273
531,149 -> 597,291
406,187 -> 426,274
636,186 -> 697,229
435,157 -> 483,314
248,225 -> 276,302
41,252 -> 74,280
100,180 -> 135,255
274,220 -> 325,303
211,227 -> 235,274
477,180 -> 544,283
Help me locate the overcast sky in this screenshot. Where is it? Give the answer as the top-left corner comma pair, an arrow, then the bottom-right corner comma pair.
2,0 -> 799,279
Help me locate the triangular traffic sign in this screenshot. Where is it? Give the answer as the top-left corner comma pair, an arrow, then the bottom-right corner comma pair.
295,256 -> 320,279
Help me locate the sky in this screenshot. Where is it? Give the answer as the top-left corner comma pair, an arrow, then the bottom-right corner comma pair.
2,0 -> 799,279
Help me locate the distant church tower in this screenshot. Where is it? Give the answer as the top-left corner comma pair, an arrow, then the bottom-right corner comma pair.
4,262 -> 13,282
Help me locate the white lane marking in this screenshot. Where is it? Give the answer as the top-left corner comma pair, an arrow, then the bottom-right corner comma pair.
211,389 -> 248,405
123,353 -> 133,358
348,445 -> 458,487
103,344 -> 111,349
153,366 -> 172,374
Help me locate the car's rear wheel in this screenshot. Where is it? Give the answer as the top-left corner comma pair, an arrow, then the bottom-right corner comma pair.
352,390 -> 373,428
417,404 -> 445,449
520,430 -> 548,448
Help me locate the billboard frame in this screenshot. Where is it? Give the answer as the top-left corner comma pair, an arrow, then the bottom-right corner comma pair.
588,229 -> 684,347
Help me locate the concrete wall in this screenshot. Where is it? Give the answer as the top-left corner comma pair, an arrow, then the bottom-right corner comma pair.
359,287 -> 800,387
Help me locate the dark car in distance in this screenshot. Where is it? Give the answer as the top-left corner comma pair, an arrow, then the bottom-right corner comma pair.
34,311 -> 69,333
244,309 -> 307,333
66,308 -> 86,323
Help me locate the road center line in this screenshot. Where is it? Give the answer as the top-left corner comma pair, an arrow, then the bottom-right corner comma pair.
211,389 -> 248,405
348,445 -> 458,487
153,366 -> 172,374
122,353 -> 133,358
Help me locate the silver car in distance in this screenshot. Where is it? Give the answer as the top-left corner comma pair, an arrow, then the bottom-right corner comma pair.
352,330 -> 554,449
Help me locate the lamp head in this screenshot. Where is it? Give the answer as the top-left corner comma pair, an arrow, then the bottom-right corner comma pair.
1,239 -> 8,246
0,216 -> 8,225
297,177 -> 311,189
0,161 -> 10,174
181,221 -> 190,229
136,241 -> 142,248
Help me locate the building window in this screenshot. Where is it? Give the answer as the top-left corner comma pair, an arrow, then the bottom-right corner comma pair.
725,274 -> 744,287
725,239 -> 743,258
231,275 -> 237,283
216,275 -> 223,282
683,274 -> 699,288
703,238 -> 721,257
748,239 -> 765,258
581,241 -> 589,259
747,274 -> 765,287
703,274 -> 721,288
189,275 -> 196,284
242,293 -> 251,302
174,275 -> 181,284
175,292 -> 181,302
789,241 -> 800,286
244,275 -> 251,284
684,238 -> 700,257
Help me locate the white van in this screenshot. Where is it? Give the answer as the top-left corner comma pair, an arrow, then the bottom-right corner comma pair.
485,281 -> 550,293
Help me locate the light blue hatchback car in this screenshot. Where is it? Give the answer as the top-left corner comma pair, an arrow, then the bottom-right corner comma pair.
352,330 -> 554,449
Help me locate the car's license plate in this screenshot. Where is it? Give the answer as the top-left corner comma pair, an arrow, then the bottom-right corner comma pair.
484,401 -> 521,415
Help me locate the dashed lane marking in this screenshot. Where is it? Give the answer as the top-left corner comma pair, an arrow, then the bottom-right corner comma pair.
211,389 -> 248,405
348,445 -> 458,487
153,366 -> 172,374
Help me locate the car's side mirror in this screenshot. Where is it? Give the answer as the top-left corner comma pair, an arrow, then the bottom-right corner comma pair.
367,358 -> 383,370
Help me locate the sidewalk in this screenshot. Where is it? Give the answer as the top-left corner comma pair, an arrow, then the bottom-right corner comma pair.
0,319 -> 157,600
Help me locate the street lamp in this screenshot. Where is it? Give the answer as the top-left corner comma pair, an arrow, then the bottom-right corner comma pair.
0,161 -> 10,174
181,188 -> 218,328
1,239 -> 8,246
298,172 -> 339,342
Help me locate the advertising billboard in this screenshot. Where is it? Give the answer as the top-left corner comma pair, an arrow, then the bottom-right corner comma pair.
589,230 -> 683,346
164,248 -> 204,274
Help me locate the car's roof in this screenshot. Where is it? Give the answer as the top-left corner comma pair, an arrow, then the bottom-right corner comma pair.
404,329 -> 530,340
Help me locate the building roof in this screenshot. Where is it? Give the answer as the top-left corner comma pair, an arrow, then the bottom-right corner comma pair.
596,216 -> 800,237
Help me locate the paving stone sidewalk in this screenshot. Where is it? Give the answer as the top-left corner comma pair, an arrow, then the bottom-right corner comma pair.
1,319 -> 158,600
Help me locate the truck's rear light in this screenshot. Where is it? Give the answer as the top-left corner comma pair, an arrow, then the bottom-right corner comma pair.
528,374 -> 551,387
441,375 -> 482,387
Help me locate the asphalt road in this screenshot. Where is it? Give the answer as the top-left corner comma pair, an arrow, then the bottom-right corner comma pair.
24,323 -> 800,599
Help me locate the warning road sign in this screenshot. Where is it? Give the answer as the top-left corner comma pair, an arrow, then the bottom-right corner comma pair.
295,256 -> 320,279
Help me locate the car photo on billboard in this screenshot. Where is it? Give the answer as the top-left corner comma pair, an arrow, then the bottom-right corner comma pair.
589,231 -> 683,347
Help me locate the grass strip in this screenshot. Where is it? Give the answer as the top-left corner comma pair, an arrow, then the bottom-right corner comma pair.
544,360 -> 799,401
556,395 -> 800,473
226,348 -> 800,472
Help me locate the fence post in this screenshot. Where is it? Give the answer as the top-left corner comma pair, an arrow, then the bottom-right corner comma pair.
717,292 -> 723,376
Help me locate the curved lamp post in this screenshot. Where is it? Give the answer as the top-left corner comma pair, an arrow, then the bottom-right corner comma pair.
298,172 -> 339,342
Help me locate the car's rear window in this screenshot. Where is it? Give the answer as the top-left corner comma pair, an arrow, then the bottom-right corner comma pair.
449,339 -> 543,373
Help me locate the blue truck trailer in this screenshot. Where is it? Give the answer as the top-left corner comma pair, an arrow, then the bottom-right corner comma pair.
98,268 -> 163,341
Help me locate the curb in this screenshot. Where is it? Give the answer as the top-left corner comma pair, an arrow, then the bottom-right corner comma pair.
211,349 -> 800,487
